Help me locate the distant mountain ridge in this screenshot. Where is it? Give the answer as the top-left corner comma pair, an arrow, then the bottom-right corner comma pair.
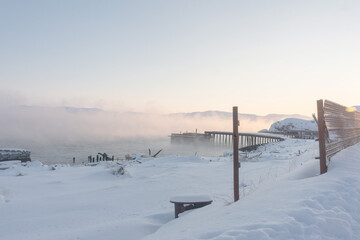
20,105 -> 102,113
7,105 -> 314,137
170,110 -> 311,121
19,105 -> 312,123
19,105 -> 312,120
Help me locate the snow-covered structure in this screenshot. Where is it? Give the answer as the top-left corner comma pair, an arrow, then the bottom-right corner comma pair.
0,149 -> 31,162
268,118 -> 318,139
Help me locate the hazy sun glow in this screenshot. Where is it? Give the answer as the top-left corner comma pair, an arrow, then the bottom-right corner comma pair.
346,107 -> 357,113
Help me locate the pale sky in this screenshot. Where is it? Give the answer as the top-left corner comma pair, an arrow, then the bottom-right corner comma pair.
1,0 -> 360,116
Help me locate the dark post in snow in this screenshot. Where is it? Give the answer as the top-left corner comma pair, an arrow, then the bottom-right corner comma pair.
317,100 -> 328,174
233,106 -> 240,202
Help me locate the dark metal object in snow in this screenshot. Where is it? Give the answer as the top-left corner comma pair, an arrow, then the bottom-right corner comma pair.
170,196 -> 213,218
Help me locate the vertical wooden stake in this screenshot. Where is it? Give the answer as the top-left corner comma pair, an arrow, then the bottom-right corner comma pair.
233,106 -> 240,202
317,100 -> 327,174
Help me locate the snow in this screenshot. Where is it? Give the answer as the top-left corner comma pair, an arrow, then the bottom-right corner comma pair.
269,118 -> 317,132
1,138 -> 360,239
0,148 -> 29,151
170,195 -> 212,203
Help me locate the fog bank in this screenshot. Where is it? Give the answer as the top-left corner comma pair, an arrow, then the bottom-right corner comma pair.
0,105 -> 278,146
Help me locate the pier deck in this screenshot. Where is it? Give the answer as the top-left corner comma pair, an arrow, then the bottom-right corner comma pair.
170,131 -> 284,147
204,131 -> 284,147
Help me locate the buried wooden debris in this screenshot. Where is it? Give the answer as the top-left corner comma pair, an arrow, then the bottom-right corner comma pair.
152,149 -> 162,158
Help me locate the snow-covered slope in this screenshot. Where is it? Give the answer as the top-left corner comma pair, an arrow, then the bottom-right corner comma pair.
269,118 -> 317,132
1,139 -> 360,240
144,144 -> 360,240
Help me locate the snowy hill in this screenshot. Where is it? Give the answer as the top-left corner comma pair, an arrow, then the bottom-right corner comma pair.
1,139 -> 360,239
269,118 -> 317,132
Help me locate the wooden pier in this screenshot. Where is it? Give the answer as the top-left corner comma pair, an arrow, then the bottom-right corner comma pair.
204,131 -> 284,147
170,132 -> 211,143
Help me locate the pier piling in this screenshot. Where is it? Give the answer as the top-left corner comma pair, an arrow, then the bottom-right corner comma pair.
204,131 -> 283,148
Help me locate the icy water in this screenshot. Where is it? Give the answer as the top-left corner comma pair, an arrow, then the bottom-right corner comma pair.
1,137 -> 232,165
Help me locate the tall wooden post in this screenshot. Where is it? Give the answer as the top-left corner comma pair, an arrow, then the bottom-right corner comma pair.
233,106 -> 239,202
317,100 -> 328,174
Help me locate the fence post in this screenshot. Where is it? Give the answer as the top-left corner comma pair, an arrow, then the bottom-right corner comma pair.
317,100 -> 327,174
233,106 -> 239,202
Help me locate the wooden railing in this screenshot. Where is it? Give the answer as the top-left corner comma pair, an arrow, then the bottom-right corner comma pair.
317,99 -> 360,174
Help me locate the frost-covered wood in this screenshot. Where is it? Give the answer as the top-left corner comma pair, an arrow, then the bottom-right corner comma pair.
0,149 -> 31,162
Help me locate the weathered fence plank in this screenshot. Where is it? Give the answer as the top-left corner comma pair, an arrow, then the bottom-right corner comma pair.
233,106 -> 239,202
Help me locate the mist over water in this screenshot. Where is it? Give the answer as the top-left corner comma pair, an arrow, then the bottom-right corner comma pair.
0,136 -> 232,165
0,104 -> 275,164
20,138 -> 232,165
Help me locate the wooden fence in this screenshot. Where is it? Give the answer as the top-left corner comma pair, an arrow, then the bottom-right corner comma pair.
317,99 -> 360,174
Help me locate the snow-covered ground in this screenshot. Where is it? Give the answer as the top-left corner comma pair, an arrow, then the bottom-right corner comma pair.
1,138 -> 360,240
